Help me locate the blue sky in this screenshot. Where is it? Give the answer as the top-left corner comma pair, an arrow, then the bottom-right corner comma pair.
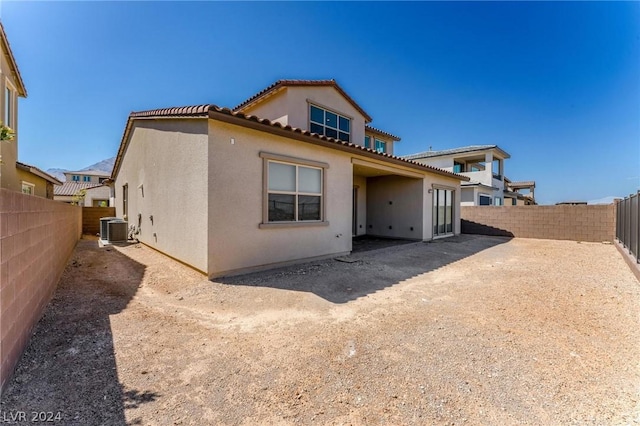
3,1 -> 638,204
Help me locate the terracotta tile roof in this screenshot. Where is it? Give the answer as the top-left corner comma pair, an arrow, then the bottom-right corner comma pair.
365,125 -> 401,141
403,145 -> 511,160
16,161 -> 62,185
0,21 -> 27,97
54,181 -> 104,196
130,104 -> 210,119
233,80 -> 373,123
112,104 -> 469,183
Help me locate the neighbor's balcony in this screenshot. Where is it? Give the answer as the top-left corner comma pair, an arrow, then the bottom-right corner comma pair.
460,170 -> 493,186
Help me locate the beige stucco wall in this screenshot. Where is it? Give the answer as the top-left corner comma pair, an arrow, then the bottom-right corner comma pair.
366,175 -> 424,240
15,168 -> 47,198
63,172 -> 105,185
84,185 -> 111,206
0,50 -> 21,193
207,120 -> 353,277
241,89 -> 290,125
422,175 -> 463,239
114,118 -> 209,272
241,86 -> 367,148
353,175 -> 367,236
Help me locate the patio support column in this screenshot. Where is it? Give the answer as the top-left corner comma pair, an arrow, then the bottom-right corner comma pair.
422,179 -> 433,241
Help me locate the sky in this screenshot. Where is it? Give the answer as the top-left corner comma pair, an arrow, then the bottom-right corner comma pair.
2,1 -> 639,205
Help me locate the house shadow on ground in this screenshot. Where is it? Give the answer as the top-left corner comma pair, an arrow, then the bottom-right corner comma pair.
461,219 -> 515,237
218,234 -> 511,304
0,239 -> 157,426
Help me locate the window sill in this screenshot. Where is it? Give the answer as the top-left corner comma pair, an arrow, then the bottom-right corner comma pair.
259,221 -> 330,229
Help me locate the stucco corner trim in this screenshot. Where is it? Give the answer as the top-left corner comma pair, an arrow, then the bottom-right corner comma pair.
258,221 -> 330,229
259,152 -> 330,169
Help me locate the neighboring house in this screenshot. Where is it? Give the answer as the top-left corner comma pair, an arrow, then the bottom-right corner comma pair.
403,145 -> 510,206
556,201 -> 587,206
112,79 -> 469,278
15,161 -> 62,199
503,178 -> 536,205
0,21 -> 59,197
54,170 -> 112,206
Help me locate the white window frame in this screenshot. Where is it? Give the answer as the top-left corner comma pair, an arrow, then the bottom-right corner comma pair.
374,138 -> 386,154
259,152 -> 329,229
308,103 -> 351,142
4,79 -> 16,129
432,185 -> 455,238
21,181 -> 35,195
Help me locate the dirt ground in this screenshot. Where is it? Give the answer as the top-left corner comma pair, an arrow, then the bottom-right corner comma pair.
1,235 -> 639,425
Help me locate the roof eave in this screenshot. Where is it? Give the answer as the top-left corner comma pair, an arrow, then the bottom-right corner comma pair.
111,107 -> 210,180
365,125 -> 401,142
0,22 -> 27,97
234,80 -> 373,123
207,107 -> 468,182
16,162 -> 62,185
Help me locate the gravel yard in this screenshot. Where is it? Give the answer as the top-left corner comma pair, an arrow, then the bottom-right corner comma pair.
1,235 -> 639,425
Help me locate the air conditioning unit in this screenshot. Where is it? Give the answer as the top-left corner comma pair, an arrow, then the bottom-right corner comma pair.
99,217 -> 118,241
106,220 -> 128,243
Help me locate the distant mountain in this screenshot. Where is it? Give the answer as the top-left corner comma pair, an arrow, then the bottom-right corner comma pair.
46,168 -> 68,182
46,156 -> 115,182
81,157 -> 115,174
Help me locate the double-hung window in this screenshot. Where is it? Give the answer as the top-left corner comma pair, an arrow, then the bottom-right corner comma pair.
374,138 -> 386,153
309,104 -> 350,142
260,153 -> 328,226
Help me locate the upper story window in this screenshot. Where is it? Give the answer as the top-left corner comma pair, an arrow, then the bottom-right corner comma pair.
83,176 -> 91,182
374,139 -> 386,154
4,86 -> 14,128
364,136 -> 371,149
72,175 -> 80,182
453,161 -> 464,173
309,105 -> 350,142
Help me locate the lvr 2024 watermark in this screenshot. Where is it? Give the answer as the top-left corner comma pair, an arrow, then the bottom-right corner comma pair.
0,411 -> 62,423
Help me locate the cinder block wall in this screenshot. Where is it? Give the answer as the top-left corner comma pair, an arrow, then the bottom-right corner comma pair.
0,189 -> 82,394
461,205 -> 615,242
82,207 -> 116,235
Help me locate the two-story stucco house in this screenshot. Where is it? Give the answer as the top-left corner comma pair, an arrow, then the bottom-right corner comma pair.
112,79 -> 469,278
403,145 -> 511,206
0,22 -> 61,197
54,170 -> 112,206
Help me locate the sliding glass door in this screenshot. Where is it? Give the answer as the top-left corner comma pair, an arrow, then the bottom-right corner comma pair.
433,188 -> 454,237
